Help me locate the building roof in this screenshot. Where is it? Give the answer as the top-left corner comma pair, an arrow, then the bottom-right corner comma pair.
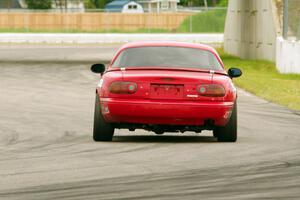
137,0 -> 179,3
105,0 -> 131,12
0,0 -> 21,8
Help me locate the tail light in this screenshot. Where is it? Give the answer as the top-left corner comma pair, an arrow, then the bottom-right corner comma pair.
197,84 -> 225,97
109,81 -> 137,94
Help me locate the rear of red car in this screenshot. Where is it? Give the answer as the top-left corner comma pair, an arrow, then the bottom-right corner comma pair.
91,42 -> 242,142
99,70 -> 235,126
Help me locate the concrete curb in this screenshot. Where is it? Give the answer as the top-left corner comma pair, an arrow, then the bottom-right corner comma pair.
0,33 -> 224,44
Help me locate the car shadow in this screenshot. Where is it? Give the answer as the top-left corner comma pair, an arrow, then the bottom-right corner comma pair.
112,135 -> 217,143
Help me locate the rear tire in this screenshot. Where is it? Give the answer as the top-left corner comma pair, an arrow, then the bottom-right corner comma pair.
213,102 -> 237,142
93,94 -> 114,141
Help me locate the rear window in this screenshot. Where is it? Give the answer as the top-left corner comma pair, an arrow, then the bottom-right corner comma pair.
112,46 -> 223,71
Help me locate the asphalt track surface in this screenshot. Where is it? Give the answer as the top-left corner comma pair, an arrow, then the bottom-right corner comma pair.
0,45 -> 300,200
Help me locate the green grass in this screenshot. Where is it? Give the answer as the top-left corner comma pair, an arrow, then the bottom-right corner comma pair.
177,9 -> 226,33
218,49 -> 300,111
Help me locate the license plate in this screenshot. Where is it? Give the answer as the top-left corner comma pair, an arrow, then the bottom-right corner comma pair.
150,84 -> 183,99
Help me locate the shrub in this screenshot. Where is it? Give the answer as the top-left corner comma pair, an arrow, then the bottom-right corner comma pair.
25,0 -> 52,9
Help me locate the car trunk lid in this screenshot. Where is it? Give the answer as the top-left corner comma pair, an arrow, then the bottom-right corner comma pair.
119,68 -> 223,100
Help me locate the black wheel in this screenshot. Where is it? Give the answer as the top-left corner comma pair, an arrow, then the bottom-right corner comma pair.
93,94 -> 114,141
213,102 -> 237,142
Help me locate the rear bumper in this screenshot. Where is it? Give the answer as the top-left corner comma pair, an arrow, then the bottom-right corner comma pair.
100,98 -> 234,126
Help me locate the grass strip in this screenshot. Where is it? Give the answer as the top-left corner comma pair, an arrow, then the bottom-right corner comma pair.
218,49 -> 300,111
177,9 -> 226,33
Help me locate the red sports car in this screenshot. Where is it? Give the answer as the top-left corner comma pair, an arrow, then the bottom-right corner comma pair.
91,42 -> 242,142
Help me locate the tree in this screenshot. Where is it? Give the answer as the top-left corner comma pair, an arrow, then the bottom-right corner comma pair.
204,0 -> 208,10
84,0 -> 95,9
178,0 -> 228,7
85,0 -> 113,9
25,0 -> 52,9
218,0 -> 228,6
53,0 -> 68,11
212,0 -> 217,6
